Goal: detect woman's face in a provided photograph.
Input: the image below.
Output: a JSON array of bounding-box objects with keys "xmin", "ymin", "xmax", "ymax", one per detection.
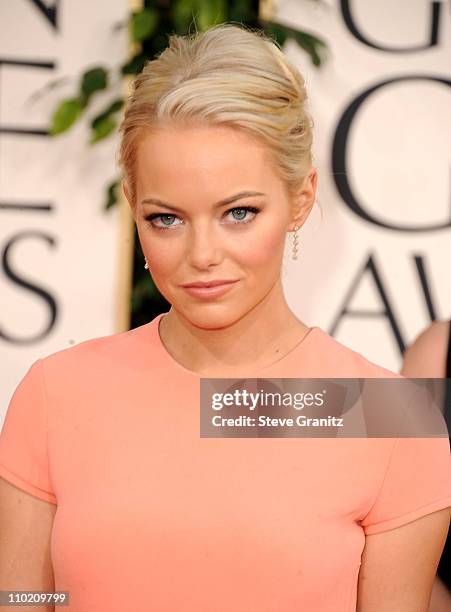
[{"xmin": 124, "ymin": 123, "xmax": 316, "ymax": 328}]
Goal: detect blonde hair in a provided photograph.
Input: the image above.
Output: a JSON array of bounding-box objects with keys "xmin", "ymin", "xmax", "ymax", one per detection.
[{"xmin": 117, "ymin": 22, "xmax": 314, "ymax": 208}]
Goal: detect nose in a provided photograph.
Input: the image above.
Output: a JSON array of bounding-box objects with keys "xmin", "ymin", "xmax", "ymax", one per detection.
[{"xmin": 185, "ymin": 222, "xmax": 222, "ymax": 269}]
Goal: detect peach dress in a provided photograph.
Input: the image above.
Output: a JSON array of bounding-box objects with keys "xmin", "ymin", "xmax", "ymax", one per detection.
[{"xmin": 1, "ymin": 312, "xmax": 450, "ymax": 611}]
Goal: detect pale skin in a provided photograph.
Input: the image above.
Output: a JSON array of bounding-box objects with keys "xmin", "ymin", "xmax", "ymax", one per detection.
[
  {"xmin": 125, "ymin": 122, "xmax": 316, "ymax": 378},
  {"xmin": 400, "ymin": 320, "xmax": 451, "ymax": 612},
  {"xmin": 0, "ymin": 480, "xmax": 56, "ymax": 611},
  {"xmin": 123, "ymin": 122, "xmax": 450, "ymax": 610},
  {"xmin": 0, "ymin": 124, "xmax": 449, "ymax": 611}
]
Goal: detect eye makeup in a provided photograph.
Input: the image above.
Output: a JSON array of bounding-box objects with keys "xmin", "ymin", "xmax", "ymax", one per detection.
[{"xmin": 144, "ymin": 205, "xmax": 261, "ymax": 231}]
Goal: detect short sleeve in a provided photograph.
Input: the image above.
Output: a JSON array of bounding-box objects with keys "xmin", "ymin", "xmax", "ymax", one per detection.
[
  {"xmin": 360, "ymin": 435, "xmax": 451, "ymax": 535},
  {"xmin": 0, "ymin": 359, "xmax": 57, "ymax": 504}
]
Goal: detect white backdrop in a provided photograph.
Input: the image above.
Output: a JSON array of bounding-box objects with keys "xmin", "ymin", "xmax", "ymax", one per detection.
[
  {"xmin": 2, "ymin": 0, "xmax": 450, "ymax": 418},
  {"xmin": 275, "ymin": 0, "xmax": 451, "ymax": 371},
  {"xmin": 0, "ymin": 0, "xmax": 129, "ymax": 411}
]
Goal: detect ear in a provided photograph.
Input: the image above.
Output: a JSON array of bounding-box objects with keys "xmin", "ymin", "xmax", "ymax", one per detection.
[
  {"xmin": 289, "ymin": 167, "xmax": 317, "ymax": 229},
  {"xmin": 122, "ymin": 180, "xmax": 136, "ymax": 218}
]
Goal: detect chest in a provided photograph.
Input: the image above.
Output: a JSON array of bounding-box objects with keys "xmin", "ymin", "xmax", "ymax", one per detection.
[{"xmin": 48, "ymin": 386, "xmax": 386, "ymax": 610}]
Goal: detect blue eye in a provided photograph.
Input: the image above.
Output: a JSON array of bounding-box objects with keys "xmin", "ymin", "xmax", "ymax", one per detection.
[
  {"xmin": 144, "ymin": 206, "xmax": 260, "ymax": 231},
  {"xmin": 224, "ymin": 206, "xmax": 259, "ymax": 224},
  {"xmin": 145, "ymin": 213, "xmax": 179, "ymax": 229}
]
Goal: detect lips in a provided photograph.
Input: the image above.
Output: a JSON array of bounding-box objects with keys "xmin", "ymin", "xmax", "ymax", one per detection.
[
  {"xmin": 181, "ymin": 280, "xmax": 240, "ymax": 300},
  {"xmin": 181, "ymin": 280, "xmax": 238, "ymax": 288}
]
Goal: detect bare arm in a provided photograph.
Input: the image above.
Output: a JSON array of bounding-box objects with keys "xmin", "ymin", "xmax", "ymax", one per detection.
[
  {"xmin": 400, "ymin": 320, "xmax": 451, "ymax": 611},
  {"xmin": 0, "ymin": 477, "xmax": 56, "ymax": 611},
  {"xmin": 357, "ymin": 507, "xmax": 451, "ymax": 611},
  {"xmin": 400, "ymin": 320, "xmax": 448, "ymax": 378}
]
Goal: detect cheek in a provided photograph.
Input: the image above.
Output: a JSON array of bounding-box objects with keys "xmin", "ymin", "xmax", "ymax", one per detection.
[
  {"xmin": 138, "ymin": 226, "xmax": 180, "ymax": 281},
  {"xmin": 138, "ymin": 218, "xmax": 286, "ymax": 278},
  {"xmin": 237, "ymin": 222, "xmax": 286, "ymax": 270}
]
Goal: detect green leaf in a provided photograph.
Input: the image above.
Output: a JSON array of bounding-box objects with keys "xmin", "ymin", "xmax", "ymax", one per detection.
[
  {"xmin": 197, "ymin": 0, "xmax": 227, "ymax": 30},
  {"xmin": 121, "ymin": 52, "xmax": 147, "ymax": 75},
  {"xmin": 105, "ymin": 179, "xmax": 119, "ymax": 210},
  {"xmin": 172, "ymin": 0, "xmax": 226, "ymax": 33},
  {"xmin": 263, "ymin": 21, "xmax": 288, "ymax": 47},
  {"xmin": 105, "ymin": 98, "xmax": 124, "ymax": 114},
  {"xmin": 81, "ymin": 67, "xmax": 108, "ymax": 101},
  {"xmin": 90, "ymin": 115, "xmax": 117, "ymax": 144},
  {"xmin": 49, "ymin": 97, "xmax": 84, "ymax": 135},
  {"xmin": 130, "ymin": 8, "xmax": 158, "ymax": 42},
  {"xmin": 91, "ymin": 98, "xmax": 124, "ymax": 131},
  {"xmin": 263, "ymin": 21, "xmax": 328, "ymax": 67},
  {"xmin": 291, "ymin": 30, "xmax": 327, "ymax": 67},
  {"xmin": 228, "ymin": 0, "xmax": 255, "ymax": 23},
  {"xmin": 172, "ymin": 0, "xmax": 198, "ymax": 32}
]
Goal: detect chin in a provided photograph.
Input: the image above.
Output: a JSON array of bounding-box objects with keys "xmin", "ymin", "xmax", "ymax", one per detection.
[{"xmin": 181, "ymin": 305, "xmax": 243, "ymax": 330}]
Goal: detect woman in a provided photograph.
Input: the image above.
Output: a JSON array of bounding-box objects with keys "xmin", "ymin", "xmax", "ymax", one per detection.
[
  {"xmin": 0, "ymin": 23, "xmax": 450, "ymax": 611},
  {"xmin": 401, "ymin": 319, "xmax": 451, "ymax": 612}
]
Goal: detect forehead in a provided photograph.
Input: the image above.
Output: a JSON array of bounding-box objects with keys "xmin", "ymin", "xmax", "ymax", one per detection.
[{"xmin": 135, "ymin": 124, "xmax": 275, "ymax": 191}]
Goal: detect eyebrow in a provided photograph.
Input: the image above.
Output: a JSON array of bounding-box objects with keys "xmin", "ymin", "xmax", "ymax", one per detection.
[{"xmin": 140, "ymin": 191, "xmax": 266, "ymax": 213}]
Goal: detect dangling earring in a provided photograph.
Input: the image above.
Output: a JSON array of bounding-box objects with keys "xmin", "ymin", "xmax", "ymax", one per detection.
[
  {"xmin": 292, "ymin": 225, "xmax": 300, "ymax": 260},
  {"xmin": 144, "ymin": 257, "xmax": 149, "ymax": 270}
]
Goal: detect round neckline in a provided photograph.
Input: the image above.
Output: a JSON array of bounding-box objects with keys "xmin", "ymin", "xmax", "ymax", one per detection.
[{"xmin": 147, "ymin": 311, "xmax": 321, "ymax": 378}]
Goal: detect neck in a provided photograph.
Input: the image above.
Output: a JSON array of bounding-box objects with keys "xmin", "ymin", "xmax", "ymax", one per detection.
[{"xmin": 158, "ymin": 278, "xmax": 309, "ymax": 375}]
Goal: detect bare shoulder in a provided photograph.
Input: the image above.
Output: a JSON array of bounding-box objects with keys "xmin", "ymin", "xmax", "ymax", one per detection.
[{"xmin": 401, "ymin": 320, "xmax": 450, "ymax": 377}]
